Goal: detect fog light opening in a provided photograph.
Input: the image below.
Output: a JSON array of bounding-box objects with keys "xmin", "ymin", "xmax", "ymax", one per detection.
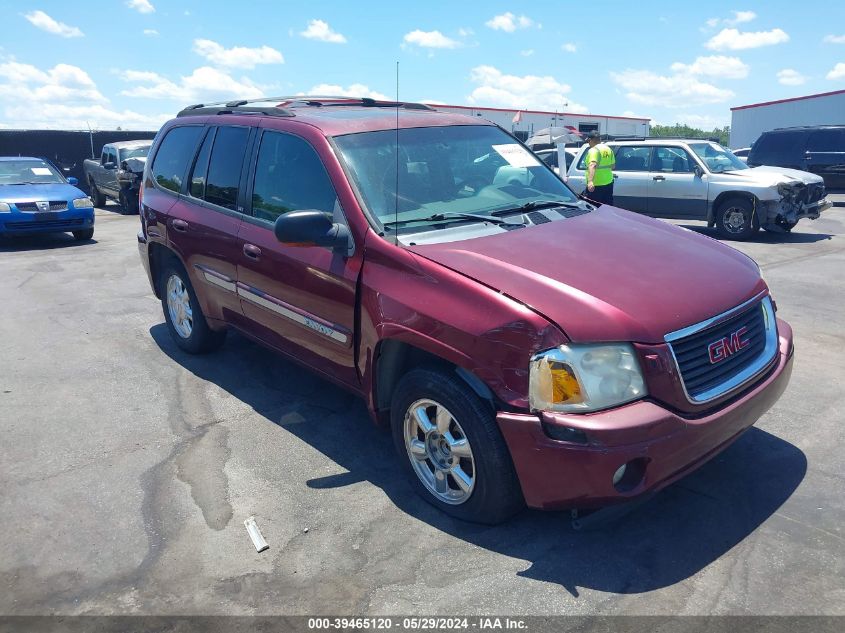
[
  {"xmin": 541, "ymin": 421, "xmax": 589, "ymax": 444},
  {"xmin": 613, "ymin": 457, "xmax": 649, "ymax": 493}
]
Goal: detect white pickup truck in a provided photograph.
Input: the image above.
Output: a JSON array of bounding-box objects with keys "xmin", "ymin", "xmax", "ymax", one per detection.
[{"xmin": 83, "ymin": 140, "xmax": 151, "ymax": 214}]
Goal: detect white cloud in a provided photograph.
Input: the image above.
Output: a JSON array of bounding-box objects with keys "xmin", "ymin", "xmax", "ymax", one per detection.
[
  {"xmin": 467, "ymin": 65, "xmax": 587, "ymax": 113},
  {"xmin": 304, "ymin": 83, "xmax": 389, "ymax": 100},
  {"xmin": 121, "ymin": 66, "xmax": 267, "ymax": 101},
  {"xmin": 403, "ymin": 30, "xmax": 460, "ymax": 49},
  {"xmin": 23, "ymin": 10, "xmax": 83, "ymax": 38},
  {"xmin": 143, "ymin": 29, "xmax": 158, "ymax": 37},
  {"xmin": 823, "ymin": 34, "xmax": 845, "ymax": 44},
  {"xmin": 670, "ymin": 55, "xmax": 749, "ymax": 79},
  {"xmin": 0, "ymin": 61, "xmax": 104, "ymax": 104},
  {"xmin": 300, "ymin": 19, "xmax": 347, "ymax": 44},
  {"xmin": 0, "ymin": 60, "xmax": 166, "ymax": 130},
  {"xmin": 706, "ymin": 27, "xmax": 789, "ymax": 51},
  {"xmin": 126, "ymin": 0, "xmax": 155, "ymax": 14},
  {"xmin": 777, "ymin": 69, "xmax": 807, "ymax": 86},
  {"xmin": 485, "ymin": 12, "xmax": 535, "ymax": 32},
  {"xmin": 726, "ymin": 11, "xmax": 756, "ymax": 26},
  {"xmin": 457, "ymin": 27, "xmax": 474, "ymax": 37},
  {"xmin": 611, "ymin": 69, "xmax": 734, "ymax": 107},
  {"xmin": 520, "ymin": 49, "xmax": 535, "ymax": 57},
  {"xmin": 192, "ymin": 39, "xmax": 283, "ymax": 69},
  {"xmin": 827, "ymin": 63, "xmax": 845, "ymax": 80},
  {"xmin": 561, "ymin": 42, "xmax": 577, "ymax": 53}
]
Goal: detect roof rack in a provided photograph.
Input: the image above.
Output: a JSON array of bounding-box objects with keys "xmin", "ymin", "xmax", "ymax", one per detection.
[
  {"xmin": 612, "ymin": 136, "xmax": 722, "ymax": 143},
  {"xmin": 177, "ymin": 95, "xmax": 434, "ymax": 118}
]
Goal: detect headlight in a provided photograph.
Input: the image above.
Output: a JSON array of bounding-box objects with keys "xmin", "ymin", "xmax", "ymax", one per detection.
[
  {"xmin": 529, "ymin": 343, "xmax": 647, "ymax": 413},
  {"xmin": 72, "ymin": 197, "xmax": 94, "ymax": 208},
  {"xmin": 0, "ymin": 202, "xmax": 10, "ymax": 212}
]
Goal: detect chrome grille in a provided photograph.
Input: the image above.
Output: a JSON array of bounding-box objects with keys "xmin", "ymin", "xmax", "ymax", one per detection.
[
  {"xmin": 15, "ymin": 201, "xmax": 68, "ymax": 211},
  {"xmin": 666, "ymin": 297, "xmax": 778, "ymax": 403}
]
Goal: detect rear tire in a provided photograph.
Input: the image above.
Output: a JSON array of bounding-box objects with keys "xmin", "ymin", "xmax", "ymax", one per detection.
[
  {"xmin": 390, "ymin": 367, "xmax": 524, "ymax": 524},
  {"xmin": 160, "ymin": 260, "xmax": 226, "ymax": 354},
  {"xmin": 715, "ymin": 197, "xmax": 759, "ymax": 240},
  {"xmin": 72, "ymin": 228, "xmax": 94, "ymax": 241},
  {"xmin": 88, "ymin": 180, "xmax": 105, "ymax": 208}
]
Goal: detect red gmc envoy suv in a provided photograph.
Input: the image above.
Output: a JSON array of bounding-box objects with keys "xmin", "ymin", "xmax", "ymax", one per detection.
[{"xmin": 138, "ymin": 97, "xmax": 794, "ymax": 524}]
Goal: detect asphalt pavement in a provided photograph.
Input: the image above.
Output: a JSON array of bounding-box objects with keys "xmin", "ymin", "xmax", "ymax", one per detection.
[{"xmin": 1, "ymin": 203, "xmax": 843, "ymax": 616}]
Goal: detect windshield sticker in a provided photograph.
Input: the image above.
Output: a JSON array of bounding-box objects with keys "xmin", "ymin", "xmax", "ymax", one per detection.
[
  {"xmin": 30, "ymin": 167, "xmax": 52, "ymax": 176},
  {"xmin": 492, "ymin": 144, "xmax": 541, "ymax": 168}
]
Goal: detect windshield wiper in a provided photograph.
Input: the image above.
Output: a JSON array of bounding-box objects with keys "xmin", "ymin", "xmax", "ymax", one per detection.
[
  {"xmin": 384, "ymin": 211, "xmax": 525, "ymax": 229},
  {"xmin": 491, "ymin": 199, "xmax": 584, "ymax": 216}
]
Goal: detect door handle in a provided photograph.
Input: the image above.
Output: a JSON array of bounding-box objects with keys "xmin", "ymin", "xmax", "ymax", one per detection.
[
  {"xmin": 243, "ymin": 243, "xmax": 262, "ymax": 260},
  {"xmin": 653, "ymin": 175, "xmax": 666, "ymax": 181},
  {"xmin": 171, "ymin": 219, "xmax": 189, "ymax": 232}
]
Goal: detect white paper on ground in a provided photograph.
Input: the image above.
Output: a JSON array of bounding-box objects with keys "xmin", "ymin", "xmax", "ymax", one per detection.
[{"xmin": 491, "ymin": 144, "xmax": 541, "ymax": 168}]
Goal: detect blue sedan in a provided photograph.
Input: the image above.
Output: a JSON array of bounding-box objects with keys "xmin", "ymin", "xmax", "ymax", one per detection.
[{"xmin": 0, "ymin": 156, "xmax": 95, "ymax": 240}]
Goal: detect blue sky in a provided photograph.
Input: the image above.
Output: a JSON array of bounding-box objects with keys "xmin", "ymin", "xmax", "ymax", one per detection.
[{"xmin": 1, "ymin": 0, "xmax": 844, "ymax": 130}]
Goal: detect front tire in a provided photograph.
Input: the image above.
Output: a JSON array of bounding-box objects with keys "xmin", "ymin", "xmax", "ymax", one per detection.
[
  {"xmin": 160, "ymin": 261, "xmax": 226, "ymax": 354},
  {"xmin": 119, "ymin": 190, "xmax": 139, "ymax": 215},
  {"xmin": 72, "ymin": 228, "xmax": 94, "ymax": 241},
  {"xmin": 391, "ymin": 368, "xmax": 524, "ymax": 524},
  {"xmin": 715, "ymin": 197, "xmax": 759, "ymax": 240}
]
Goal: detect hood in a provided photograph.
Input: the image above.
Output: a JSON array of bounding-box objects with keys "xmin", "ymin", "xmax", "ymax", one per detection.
[
  {"xmin": 717, "ymin": 166, "xmax": 824, "ymax": 186},
  {"xmin": 0, "ymin": 182, "xmax": 86, "ymax": 203},
  {"xmin": 407, "ymin": 206, "xmax": 766, "ymax": 344}
]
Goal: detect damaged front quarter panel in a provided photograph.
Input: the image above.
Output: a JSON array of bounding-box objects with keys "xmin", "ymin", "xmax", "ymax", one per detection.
[{"xmin": 761, "ymin": 180, "xmax": 831, "ymax": 232}]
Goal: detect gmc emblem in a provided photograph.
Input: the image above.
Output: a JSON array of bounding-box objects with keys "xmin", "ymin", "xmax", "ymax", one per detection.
[{"xmin": 708, "ymin": 326, "xmax": 750, "ymax": 364}]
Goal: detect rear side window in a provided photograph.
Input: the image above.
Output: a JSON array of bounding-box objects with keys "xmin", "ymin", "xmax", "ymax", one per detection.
[
  {"xmin": 807, "ymin": 128, "xmax": 845, "ymax": 152},
  {"xmin": 614, "ymin": 146, "xmax": 651, "ymax": 171},
  {"xmin": 204, "ymin": 126, "xmax": 250, "ymax": 210},
  {"xmin": 251, "ymin": 131, "xmax": 338, "ymax": 223},
  {"xmin": 749, "ymin": 131, "xmax": 805, "ymax": 165},
  {"xmin": 189, "ymin": 129, "xmax": 215, "ymax": 199},
  {"xmin": 151, "ymin": 126, "xmax": 203, "ymax": 193}
]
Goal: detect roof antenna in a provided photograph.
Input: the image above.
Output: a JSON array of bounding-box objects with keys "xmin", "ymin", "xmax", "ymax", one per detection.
[{"xmin": 394, "ymin": 60, "xmax": 400, "ymax": 246}]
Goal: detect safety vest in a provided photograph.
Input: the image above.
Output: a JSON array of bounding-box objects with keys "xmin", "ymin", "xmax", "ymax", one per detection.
[{"xmin": 586, "ymin": 143, "xmax": 615, "ymax": 187}]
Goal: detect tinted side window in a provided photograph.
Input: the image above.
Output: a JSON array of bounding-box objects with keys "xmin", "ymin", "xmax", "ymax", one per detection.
[
  {"xmin": 189, "ymin": 128, "xmax": 215, "ymax": 199},
  {"xmin": 614, "ymin": 146, "xmax": 651, "ymax": 171},
  {"xmin": 749, "ymin": 131, "xmax": 805, "ymax": 165},
  {"xmin": 251, "ymin": 131, "xmax": 338, "ymax": 223},
  {"xmin": 652, "ymin": 146, "xmax": 694, "ymax": 173},
  {"xmin": 205, "ymin": 126, "xmax": 250, "ymax": 210},
  {"xmin": 151, "ymin": 126, "xmax": 204, "ymax": 193},
  {"xmin": 807, "ymin": 129, "xmax": 845, "ymax": 152}
]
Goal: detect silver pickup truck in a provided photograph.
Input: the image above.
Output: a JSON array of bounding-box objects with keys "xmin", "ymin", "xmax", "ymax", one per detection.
[
  {"xmin": 565, "ymin": 138, "xmax": 832, "ymax": 239},
  {"xmin": 83, "ymin": 140, "xmax": 152, "ymax": 214}
]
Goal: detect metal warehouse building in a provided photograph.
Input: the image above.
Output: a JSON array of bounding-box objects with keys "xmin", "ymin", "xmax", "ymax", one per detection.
[
  {"xmin": 432, "ymin": 104, "xmax": 650, "ymax": 139},
  {"xmin": 730, "ymin": 89, "xmax": 845, "ymax": 148}
]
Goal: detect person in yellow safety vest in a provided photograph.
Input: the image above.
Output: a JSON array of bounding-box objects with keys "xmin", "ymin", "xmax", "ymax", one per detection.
[{"xmin": 584, "ymin": 130, "xmax": 616, "ymax": 206}]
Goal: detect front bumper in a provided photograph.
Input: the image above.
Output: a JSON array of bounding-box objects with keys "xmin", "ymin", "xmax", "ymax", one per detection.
[
  {"xmin": 497, "ymin": 319, "xmax": 794, "ymax": 510},
  {"xmin": 0, "ymin": 208, "xmax": 94, "ymax": 235}
]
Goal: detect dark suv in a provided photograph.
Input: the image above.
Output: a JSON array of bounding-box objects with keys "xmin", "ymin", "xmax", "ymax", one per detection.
[
  {"xmin": 748, "ymin": 126, "xmax": 845, "ymax": 189},
  {"xmin": 138, "ymin": 97, "xmax": 794, "ymax": 524}
]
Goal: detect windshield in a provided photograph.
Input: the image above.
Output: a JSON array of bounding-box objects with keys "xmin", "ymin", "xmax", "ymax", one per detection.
[
  {"xmin": 0, "ymin": 159, "xmax": 64, "ymax": 185},
  {"xmin": 688, "ymin": 142, "xmax": 748, "ymax": 173},
  {"xmin": 333, "ymin": 125, "xmax": 579, "ymax": 233},
  {"xmin": 121, "ymin": 146, "xmax": 150, "ymax": 160}
]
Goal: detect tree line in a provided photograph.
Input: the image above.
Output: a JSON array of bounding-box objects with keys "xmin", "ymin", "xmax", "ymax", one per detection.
[{"xmin": 649, "ymin": 124, "xmax": 731, "ymax": 147}]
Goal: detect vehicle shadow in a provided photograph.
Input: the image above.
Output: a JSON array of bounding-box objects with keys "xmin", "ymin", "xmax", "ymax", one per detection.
[
  {"xmin": 0, "ymin": 233, "xmax": 97, "ymax": 251},
  {"xmin": 679, "ymin": 224, "xmax": 834, "ymax": 244},
  {"xmin": 150, "ymin": 324, "xmax": 806, "ymax": 597}
]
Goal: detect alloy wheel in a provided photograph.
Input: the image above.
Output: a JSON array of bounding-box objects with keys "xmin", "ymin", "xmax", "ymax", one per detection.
[
  {"xmin": 166, "ymin": 274, "xmax": 193, "ymax": 339},
  {"xmin": 403, "ymin": 398, "xmax": 476, "ymax": 505}
]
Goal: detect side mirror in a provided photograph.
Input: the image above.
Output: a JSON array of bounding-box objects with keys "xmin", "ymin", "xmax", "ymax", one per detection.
[
  {"xmin": 274, "ymin": 210, "xmax": 351, "ymax": 254},
  {"xmin": 67, "ymin": 176, "xmax": 78, "ymax": 186},
  {"xmin": 103, "ymin": 162, "xmax": 116, "ymax": 170},
  {"xmin": 693, "ymin": 165, "xmax": 703, "ymax": 178}
]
